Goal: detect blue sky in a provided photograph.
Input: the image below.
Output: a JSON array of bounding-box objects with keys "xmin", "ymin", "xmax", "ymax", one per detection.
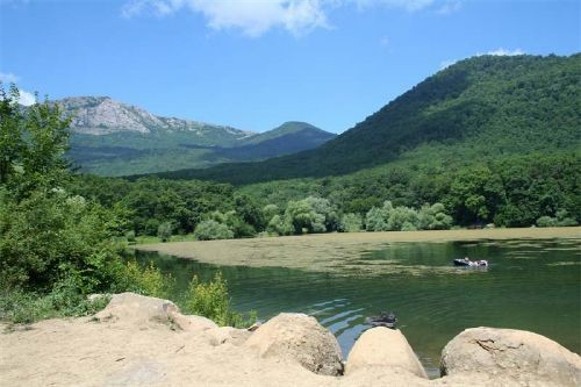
[{"xmin": 1, "ymin": 0, "xmax": 579, "ymax": 133}]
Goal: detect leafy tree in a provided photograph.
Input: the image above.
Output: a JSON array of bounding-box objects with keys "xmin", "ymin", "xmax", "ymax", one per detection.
[
  {"xmin": 157, "ymin": 221, "xmax": 173, "ymax": 242},
  {"xmin": 338, "ymin": 213, "xmax": 363, "ymax": 232},
  {"xmin": 266, "ymin": 214, "xmax": 293, "ymax": 236},
  {"xmin": 0, "ymin": 84, "xmax": 71, "ymax": 196},
  {"xmin": 283, "ymin": 196, "xmax": 338, "ymax": 234},
  {"xmin": 446, "ymin": 166, "xmax": 503, "ymax": 226},
  {"xmin": 365, "ymin": 206, "xmax": 389, "ymax": 231},
  {"xmin": 193, "ymin": 220, "xmax": 234, "ymax": 240},
  {"xmin": 387, "ymin": 205, "xmax": 418, "ymax": 231},
  {"xmin": 417, "ymin": 203, "xmax": 453, "ymax": 230}
]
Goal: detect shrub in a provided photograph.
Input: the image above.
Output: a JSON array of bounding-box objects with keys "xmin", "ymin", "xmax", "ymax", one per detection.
[
  {"xmin": 536, "ymin": 216, "xmax": 556, "ymax": 227},
  {"xmin": 120, "ymin": 260, "xmax": 173, "ymax": 299},
  {"xmin": 338, "ymin": 213, "xmax": 363, "ymax": 232},
  {"xmin": 193, "ymin": 220, "xmax": 234, "ymax": 240},
  {"xmin": 182, "ymin": 272, "xmax": 255, "ymax": 327},
  {"xmin": 157, "ymin": 221, "xmax": 173, "ymax": 242},
  {"xmin": 125, "ymin": 230, "xmax": 136, "ymax": 244},
  {"xmin": 365, "ymin": 206, "xmax": 389, "ymax": 231}
]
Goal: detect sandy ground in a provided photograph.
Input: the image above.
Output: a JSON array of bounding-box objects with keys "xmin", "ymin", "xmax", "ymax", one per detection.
[
  {"xmin": 0, "ymin": 317, "xmax": 344, "ymax": 387},
  {"xmin": 1, "ymin": 301, "xmax": 573, "ymax": 387},
  {"xmin": 136, "ymin": 227, "xmax": 581, "ymax": 274}
]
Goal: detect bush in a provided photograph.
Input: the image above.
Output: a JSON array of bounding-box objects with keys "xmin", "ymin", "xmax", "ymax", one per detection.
[
  {"xmin": 0, "ymin": 190, "xmax": 126, "ymax": 293},
  {"xmin": 193, "ymin": 220, "xmax": 234, "ymax": 240},
  {"xmin": 365, "ymin": 206, "xmax": 389, "ymax": 231},
  {"xmin": 0, "ymin": 286, "xmax": 110, "ymax": 324},
  {"xmin": 125, "ymin": 230, "xmax": 136, "ymax": 244},
  {"xmin": 338, "ymin": 213, "xmax": 363, "ymax": 232},
  {"xmin": 119, "ymin": 260, "xmax": 173, "ymax": 299},
  {"xmin": 157, "ymin": 221, "xmax": 173, "ymax": 242},
  {"xmin": 536, "ymin": 216, "xmax": 557, "ymax": 228},
  {"xmin": 182, "ymin": 272, "xmax": 255, "ymax": 328}
]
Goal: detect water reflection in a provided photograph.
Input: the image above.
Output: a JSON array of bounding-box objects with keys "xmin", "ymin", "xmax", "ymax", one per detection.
[{"xmin": 134, "ymin": 238, "xmax": 580, "ymax": 378}]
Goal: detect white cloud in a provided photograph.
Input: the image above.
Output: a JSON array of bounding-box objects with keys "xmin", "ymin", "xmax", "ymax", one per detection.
[
  {"xmin": 352, "ymin": 0, "xmax": 433, "ymax": 12},
  {"xmin": 18, "ymin": 90, "xmax": 36, "ymax": 106},
  {"xmin": 122, "ymin": 0, "xmax": 330, "ymax": 36},
  {"xmin": 480, "ymin": 48, "xmax": 525, "ymax": 57},
  {"xmin": 122, "ymin": 0, "xmax": 439, "ymax": 37},
  {"xmin": 0, "ymin": 71, "xmax": 36, "ymax": 106},
  {"xmin": 191, "ymin": 0, "xmax": 330, "ymax": 37},
  {"xmin": 436, "ymin": 0, "xmax": 461, "ymax": 15},
  {"xmin": 439, "ymin": 59, "xmax": 457, "ymax": 70},
  {"xmin": 439, "ymin": 48, "xmax": 526, "ymax": 71}
]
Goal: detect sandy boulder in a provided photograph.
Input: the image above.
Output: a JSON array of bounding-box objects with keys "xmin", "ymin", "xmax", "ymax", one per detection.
[
  {"xmin": 94, "ymin": 292, "xmax": 217, "ymax": 331},
  {"xmin": 345, "ymin": 327, "xmax": 428, "ymax": 379},
  {"xmin": 244, "ymin": 312, "xmax": 344, "ymax": 376},
  {"xmin": 440, "ymin": 327, "xmax": 581, "ymax": 386}
]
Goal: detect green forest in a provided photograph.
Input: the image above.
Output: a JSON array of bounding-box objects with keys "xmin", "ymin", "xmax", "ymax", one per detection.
[{"xmin": 1, "ymin": 53, "xmax": 579, "ymax": 324}]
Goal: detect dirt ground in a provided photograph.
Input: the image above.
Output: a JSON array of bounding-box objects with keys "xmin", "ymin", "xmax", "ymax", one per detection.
[{"xmin": 136, "ymin": 227, "xmax": 581, "ymax": 273}]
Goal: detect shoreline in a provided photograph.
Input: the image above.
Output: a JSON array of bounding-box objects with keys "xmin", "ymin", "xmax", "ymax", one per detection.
[{"xmin": 135, "ymin": 227, "xmax": 581, "ymax": 273}]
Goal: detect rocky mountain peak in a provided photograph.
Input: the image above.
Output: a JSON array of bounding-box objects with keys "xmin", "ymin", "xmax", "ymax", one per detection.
[{"xmin": 59, "ymin": 96, "xmax": 166, "ymax": 135}]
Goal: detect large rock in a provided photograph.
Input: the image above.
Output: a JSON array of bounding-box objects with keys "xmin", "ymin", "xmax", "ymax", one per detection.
[
  {"xmin": 440, "ymin": 327, "xmax": 581, "ymax": 386},
  {"xmin": 345, "ymin": 327, "xmax": 428, "ymax": 379},
  {"xmin": 243, "ymin": 312, "xmax": 343, "ymax": 376},
  {"xmin": 94, "ymin": 292, "xmax": 217, "ymax": 331}
]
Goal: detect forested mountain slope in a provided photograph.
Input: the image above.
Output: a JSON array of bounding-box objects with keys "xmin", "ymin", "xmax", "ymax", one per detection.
[
  {"xmin": 158, "ymin": 54, "xmax": 580, "ymax": 184},
  {"xmin": 61, "ymin": 97, "xmax": 335, "ymax": 176}
]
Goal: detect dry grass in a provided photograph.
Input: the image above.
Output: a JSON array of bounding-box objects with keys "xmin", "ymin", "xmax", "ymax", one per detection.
[{"xmin": 136, "ymin": 227, "xmax": 581, "ymax": 275}]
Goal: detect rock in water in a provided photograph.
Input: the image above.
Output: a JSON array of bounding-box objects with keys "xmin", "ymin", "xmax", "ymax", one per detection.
[
  {"xmin": 244, "ymin": 312, "xmax": 344, "ymax": 376},
  {"xmin": 440, "ymin": 327, "xmax": 581, "ymax": 386}
]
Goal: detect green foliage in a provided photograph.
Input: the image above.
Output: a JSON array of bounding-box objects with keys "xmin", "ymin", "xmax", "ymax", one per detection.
[
  {"xmin": 365, "ymin": 206, "xmax": 390, "ymax": 231},
  {"xmin": 266, "ymin": 214, "xmax": 293, "ymax": 236},
  {"xmin": 157, "ymin": 221, "xmax": 173, "ymax": 242},
  {"xmin": 536, "ymin": 210, "xmax": 578, "ymax": 228},
  {"xmin": 281, "ymin": 196, "xmax": 338, "ymax": 235},
  {"xmin": 0, "ymin": 86, "xmax": 254, "ymax": 328},
  {"xmin": 182, "ymin": 272, "xmax": 255, "ymax": 328},
  {"xmin": 445, "ymin": 166, "xmax": 503, "ymax": 225},
  {"xmin": 67, "ymin": 115, "xmax": 335, "ymax": 176},
  {"xmin": 536, "ymin": 216, "xmax": 557, "ymax": 228},
  {"xmin": 0, "ymin": 288, "xmax": 110, "ymax": 324},
  {"xmin": 159, "ymin": 54, "xmax": 580, "ymax": 185},
  {"xmin": 418, "ymin": 203, "xmax": 454, "ymax": 230},
  {"xmin": 338, "ymin": 213, "xmax": 363, "ymax": 232},
  {"xmin": 365, "ymin": 201, "xmax": 453, "ymax": 231},
  {"xmin": 0, "ymin": 178, "xmax": 126, "ymax": 294},
  {"xmin": 119, "ymin": 260, "xmax": 173, "ymax": 299},
  {"xmin": 193, "ymin": 220, "xmax": 234, "ymax": 240},
  {"xmin": 0, "ymin": 83, "xmax": 72, "ymax": 196}
]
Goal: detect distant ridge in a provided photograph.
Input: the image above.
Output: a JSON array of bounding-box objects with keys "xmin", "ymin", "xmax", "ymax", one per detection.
[
  {"xmin": 58, "ymin": 97, "xmax": 336, "ymax": 176},
  {"xmin": 154, "ymin": 53, "xmax": 581, "ymax": 184}
]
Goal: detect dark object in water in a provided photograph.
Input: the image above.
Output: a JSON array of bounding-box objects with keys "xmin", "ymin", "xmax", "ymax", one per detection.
[
  {"xmin": 453, "ymin": 257, "xmax": 488, "ymax": 267},
  {"xmin": 366, "ymin": 311, "xmax": 397, "ymax": 329}
]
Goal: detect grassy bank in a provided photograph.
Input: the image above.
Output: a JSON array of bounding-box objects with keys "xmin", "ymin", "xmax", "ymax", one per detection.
[{"xmin": 136, "ymin": 227, "xmax": 581, "ymax": 274}]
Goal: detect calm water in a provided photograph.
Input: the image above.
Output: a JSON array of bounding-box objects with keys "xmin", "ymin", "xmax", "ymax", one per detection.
[{"xmin": 135, "ymin": 238, "xmax": 581, "ymax": 377}]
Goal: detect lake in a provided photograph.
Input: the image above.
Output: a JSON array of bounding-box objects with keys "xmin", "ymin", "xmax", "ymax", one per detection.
[{"xmin": 135, "ymin": 236, "xmax": 580, "ymax": 378}]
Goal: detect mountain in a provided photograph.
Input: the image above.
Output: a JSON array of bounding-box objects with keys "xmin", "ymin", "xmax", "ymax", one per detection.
[
  {"xmin": 61, "ymin": 97, "xmax": 335, "ymax": 176},
  {"xmin": 214, "ymin": 121, "xmax": 336, "ymax": 160},
  {"xmin": 155, "ymin": 54, "xmax": 581, "ymax": 184}
]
